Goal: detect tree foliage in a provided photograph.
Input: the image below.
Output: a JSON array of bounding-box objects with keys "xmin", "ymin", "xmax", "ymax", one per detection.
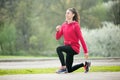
[{"xmin": 0, "ymin": 0, "xmax": 119, "ymax": 57}]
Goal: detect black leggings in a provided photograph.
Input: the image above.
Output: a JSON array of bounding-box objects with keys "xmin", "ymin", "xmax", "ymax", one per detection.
[{"xmin": 56, "ymin": 45, "xmax": 84, "ymax": 73}]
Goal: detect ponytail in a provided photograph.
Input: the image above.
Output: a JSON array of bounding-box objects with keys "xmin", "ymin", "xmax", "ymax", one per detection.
[{"xmin": 68, "ymin": 8, "xmax": 80, "ymax": 23}]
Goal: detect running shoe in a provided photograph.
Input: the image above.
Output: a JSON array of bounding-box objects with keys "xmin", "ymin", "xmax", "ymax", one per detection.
[
  {"xmin": 56, "ymin": 68, "xmax": 68, "ymax": 74},
  {"xmin": 84, "ymin": 61, "xmax": 91, "ymax": 73}
]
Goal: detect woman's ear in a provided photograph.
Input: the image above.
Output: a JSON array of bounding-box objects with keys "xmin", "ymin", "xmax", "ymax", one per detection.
[{"xmin": 72, "ymin": 13, "xmax": 75, "ymax": 17}]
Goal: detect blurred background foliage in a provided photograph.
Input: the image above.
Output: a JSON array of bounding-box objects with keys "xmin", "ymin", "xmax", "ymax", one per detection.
[{"xmin": 0, "ymin": 0, "xmax": 120, "ymax": 57}]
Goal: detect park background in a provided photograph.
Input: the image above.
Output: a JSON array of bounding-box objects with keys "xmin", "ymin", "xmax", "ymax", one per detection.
[{"xmin": 0, "ymin": 0, "xmax": 120, "ymax": 57}]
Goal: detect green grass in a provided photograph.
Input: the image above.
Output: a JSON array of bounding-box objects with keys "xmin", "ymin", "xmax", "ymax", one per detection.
[
  {"xmin": 0, "ymin": 66, "xmax": 120, "ymax": 75},
  {"xmin": 0, "ymin": 56, "xmax": 43, "ymax": 58},
  {"xmin": 0, "ymin": 56, "xmax": 57, "ymax": 59},
  {"xmin": 75, "ymin": 66, "xmax": 120, "ymax": 72}
]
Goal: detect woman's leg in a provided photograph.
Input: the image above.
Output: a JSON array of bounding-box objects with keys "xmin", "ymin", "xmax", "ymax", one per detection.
[
  {"xmin": 56, "ymin": 45, "xmax": 74, "ymax": 67},
  {"xmin": 56, "ymin": 46, "xmax": 66, "ymax": 67},
  {"xmin": 65, "ymin": 46, "xmax": 84, "ymax": 73},
  {"xmin": 66, "ymin": 54, "xmax": 84, "ymax": 73},
  {"xmin": 56, "ymin": 45, "xmax": 84, "ymax": 73}
]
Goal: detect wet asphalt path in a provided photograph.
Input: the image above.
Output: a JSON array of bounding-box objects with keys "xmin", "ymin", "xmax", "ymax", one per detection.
[
  {"xmin": 0, "ymin": 58, "xmax": 120, "ymax": 69},
  {"xmin": 0, "ymin": 72, "xmax": 120, "ymax": 80},
  {"xmin": 0, "ymin": 58, "xmax": 120, "ymax": 80}
]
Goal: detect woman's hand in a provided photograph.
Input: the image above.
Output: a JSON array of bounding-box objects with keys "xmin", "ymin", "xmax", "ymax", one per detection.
[
  {"xmin": 56, "ymin": 25, "xmax": 61, "ymax": 31},
  {"xmin": 85, "ymin": 53, "xmax": 88, "ymax": 59}
]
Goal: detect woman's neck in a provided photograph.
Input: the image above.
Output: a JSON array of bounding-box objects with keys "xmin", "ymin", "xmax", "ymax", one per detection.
[{"xmin": 66, "ymin": 19, "xmax": 73, "ymax": 24}]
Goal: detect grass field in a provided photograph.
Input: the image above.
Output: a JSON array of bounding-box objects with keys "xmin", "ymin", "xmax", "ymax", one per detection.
[
  {"xmin": 0, "ymin": 56, "xmax": 104, "ymax": 59},
  {"xmin": 0, "ymin": 56, "xmax": 50, "ymax": 59},
  {"xmin": 0, "ymin": 66, "xmax": 120, "ymax": 75},
  {"xmin": 0, "ymin": 56, "xmax": 120, "ymax": 75}
]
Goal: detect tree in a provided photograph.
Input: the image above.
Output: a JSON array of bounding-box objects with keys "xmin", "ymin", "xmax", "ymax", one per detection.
[
  {"xmin": 15, "ymin": 0, "xmax": 32, "ymax": 51},
  {"xmin": 0, "ymin": 0, "xmax": 17, "ymax": 55},
  {"xmin": 110, "ymin": 0, "xmax": 120, "ymax": 25}
]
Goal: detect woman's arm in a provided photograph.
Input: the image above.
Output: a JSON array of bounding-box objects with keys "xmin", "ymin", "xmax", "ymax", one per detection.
[
  {"xmin": 56, "ymin": 25, "xmax": 63, "ymax": 40},
  {"xmin": 75, "ymin": 23, "xmax": 88, "ymax": 55}
]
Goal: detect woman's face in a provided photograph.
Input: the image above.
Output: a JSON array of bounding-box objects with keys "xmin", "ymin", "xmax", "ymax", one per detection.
[{"xmin": 65, "ymin": 10, "xmax": 74, "ymax": 21}]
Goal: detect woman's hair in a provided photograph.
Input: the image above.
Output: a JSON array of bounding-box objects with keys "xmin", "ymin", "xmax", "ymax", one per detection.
[{"xmin": 67, "ymin": 8, "xmax": 80, "ymax": 22}]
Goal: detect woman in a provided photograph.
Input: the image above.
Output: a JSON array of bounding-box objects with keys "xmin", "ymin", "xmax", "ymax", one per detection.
[{"xmin": 55, "ymin": 8, "xmax": 91, "ymax": 73}]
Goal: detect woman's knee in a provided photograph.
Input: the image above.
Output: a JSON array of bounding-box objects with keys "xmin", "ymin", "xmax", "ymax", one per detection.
[{"xmin": 56, "ymin": 46, "xmax": 62, "ymax": 53}]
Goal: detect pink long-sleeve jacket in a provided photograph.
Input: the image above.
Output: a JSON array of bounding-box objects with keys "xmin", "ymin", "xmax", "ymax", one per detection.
[{"xmin": 56, "ymin": 21, "xmax": 88, "ymax": 54}]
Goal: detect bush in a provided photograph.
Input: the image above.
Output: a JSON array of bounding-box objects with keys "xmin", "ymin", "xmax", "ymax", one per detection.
[{"xmin": 82, "ymin": 22, "xmax": 120, "ymax": 57}]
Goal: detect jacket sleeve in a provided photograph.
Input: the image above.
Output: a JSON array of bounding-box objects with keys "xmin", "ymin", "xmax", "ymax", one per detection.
[
  {"xmin": 75, "ymin": 23, "xmax": 88, "ymax": 54},
  {"xmin": 56, "ymin": 26, "xmax": 63, "ymax": 40}
]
